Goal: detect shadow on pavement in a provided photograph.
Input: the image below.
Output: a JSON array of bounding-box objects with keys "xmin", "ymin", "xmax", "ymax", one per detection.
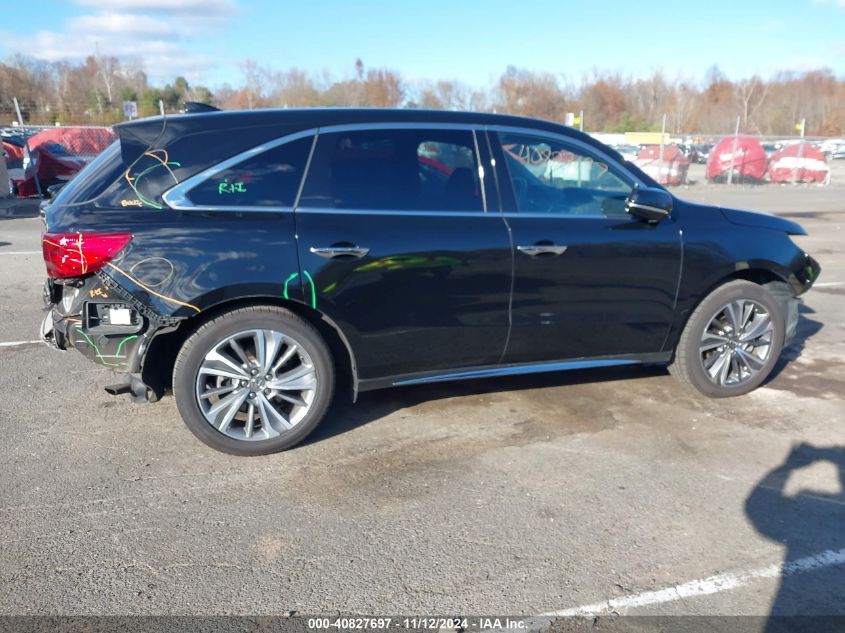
[
  {"xmin": 306, "ymin": 363, "xmax": 666, "ymax": 446},
  {"xmin": 309, "ymin": 301, "xmax": 824, "ymax": 446},
  {"xmin": 746, "ymin": 443, "xmax": 845, "ymax": 629}
]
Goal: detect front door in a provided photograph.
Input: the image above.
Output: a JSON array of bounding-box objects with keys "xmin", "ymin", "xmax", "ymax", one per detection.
[
  {"xmin": 295, "ymin": 125, "xmax": 512, "ymax": 381},
  {"xmin": 488, "ymin": 129, "xmax": 682, "ymax": 364}
]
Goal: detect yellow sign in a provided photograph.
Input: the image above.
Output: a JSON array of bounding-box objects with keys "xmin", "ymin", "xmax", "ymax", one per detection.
[{"xmin": 625, "ymin": 132, "xmax": 670, "ymax": 145}]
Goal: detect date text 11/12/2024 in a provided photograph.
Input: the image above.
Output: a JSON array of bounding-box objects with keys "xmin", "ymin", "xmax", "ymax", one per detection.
[{"xmin": 306, "ymin": 617, "xmax": 527, "ymax": 630}]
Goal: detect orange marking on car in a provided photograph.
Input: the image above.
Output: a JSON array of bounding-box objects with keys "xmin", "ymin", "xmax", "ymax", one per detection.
[{"xmin": 105, "ymin": 262, "xmax": 200, "ymax": 313}]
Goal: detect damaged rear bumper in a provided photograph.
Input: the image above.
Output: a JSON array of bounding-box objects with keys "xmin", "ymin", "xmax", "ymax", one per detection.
[
  {"xmin": 42, "ymin": 275, "xmax": 147, "ymax": 371},
  {"xmin": 41, "ymin": 274, "xmax": 180, "ymax": 400}
]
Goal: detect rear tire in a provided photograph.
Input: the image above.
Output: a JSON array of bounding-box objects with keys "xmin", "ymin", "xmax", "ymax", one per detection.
[
  {"xmin": 669, "ymin": 280, "xmax": 785, "ymax": 397},
  {"xmin": 173, "ymin": 305, "xmax": 334, "ymax": 455}
]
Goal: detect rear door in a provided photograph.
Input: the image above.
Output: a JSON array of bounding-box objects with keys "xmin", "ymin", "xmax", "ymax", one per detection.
[
  {"xmin": 294, "ymin": 125, "xmax": 512, "ymax": 382},
  {"xmin": 488, "ymin": 128, "xmax": 682, "ymax": 364}
]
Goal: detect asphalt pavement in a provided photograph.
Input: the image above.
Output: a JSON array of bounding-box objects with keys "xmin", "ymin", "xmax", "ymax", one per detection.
[{"xmin": 1, "ymin": 169, "xmax": 844, "ymax": 622}]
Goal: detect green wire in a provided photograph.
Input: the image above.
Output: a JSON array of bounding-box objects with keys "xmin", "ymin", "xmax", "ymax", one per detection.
[
  {"xmin": 129, "ymin": 160, "xmax": 181, "ymax": 210},
  {"xmin": 75, "ymin": 328, "xmax": 139, "ymax": 367},
  {"xmin": 115, "ymin": 334, "xmax": 139, "ymax": 357}
]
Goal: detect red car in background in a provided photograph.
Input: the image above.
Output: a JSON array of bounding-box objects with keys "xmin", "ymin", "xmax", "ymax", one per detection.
[
  {"xmin": 2, "ymin": 140, "xmax": 25, "ymax": 194},
  {"xmin": 12, "ymin": 127, "xmax": 116, "ymax": 197},
  {"xmin": 706, "ymin": 135, "xmax": 767, "ymax": 182},
  {"xmin": 768, "ymin": 143, "xmax": 831, "ymax": 185},
  {"xmin": 634, "ymin": 144, "xmax": 690, "ymax": 185}
]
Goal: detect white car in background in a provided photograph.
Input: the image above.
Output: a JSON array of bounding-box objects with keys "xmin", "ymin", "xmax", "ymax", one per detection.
[
  {"xmin": 612, "ymin": 144, "xmax": 640, "ymax": 163},
  {"xmin": 819, "ymin": 139, "xmax": 845, "ymax": 159}
]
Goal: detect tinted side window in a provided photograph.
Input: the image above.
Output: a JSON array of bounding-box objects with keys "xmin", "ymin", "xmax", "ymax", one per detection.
[
  {"xmin": 52, "ymin": 141, "xmax": 125, "ymax": 206},
  {"xmin": 185, "ymin": 136, "xmax": 313, "ymax": 207},
  {"xmin": 499, "ymin": 133, "xmax": 632, "ymax": 217},
  {"xmin": 299, "ymin": 129, "xmax": 483, "ymax": 212}
]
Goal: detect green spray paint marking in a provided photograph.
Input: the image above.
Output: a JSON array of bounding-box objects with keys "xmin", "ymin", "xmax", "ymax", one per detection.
[
  {"xmin": 302, "ymin": 270, "xmax": 316, "ymax": 309},
  {"xmin": 282, "ymin": 272, "xmax": 299, "ymax": 300},
  {"xmin": 281, "ymin": 271, "xmax": 317, "ymax": 308},
  {"xmin": 218, "ymin": 181, "xmax": 247, "ymax": 195}
]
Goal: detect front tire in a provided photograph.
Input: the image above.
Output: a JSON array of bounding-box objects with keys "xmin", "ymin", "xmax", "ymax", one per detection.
[
  {"xmin": 669, "ymin": 280, "xmax": 785, "ymax": 397},
  {"xmin": 173, "ymin": 306, "xmax": 335, "ymax": 455}
]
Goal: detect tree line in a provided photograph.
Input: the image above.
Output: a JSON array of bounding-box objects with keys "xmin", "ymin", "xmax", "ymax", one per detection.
[{"xmin": 1, "ymin": 55, "xmax": 843, "ymax": 137}]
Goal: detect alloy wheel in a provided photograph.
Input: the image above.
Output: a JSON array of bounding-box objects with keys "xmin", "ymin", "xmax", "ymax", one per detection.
[
  {"xmin": 195, "ymin": 328, "xmax": 316, "ymax": 440},
  {"xmin": 699, "ymin": 299, "xmax": 774, "ymax": 388}
]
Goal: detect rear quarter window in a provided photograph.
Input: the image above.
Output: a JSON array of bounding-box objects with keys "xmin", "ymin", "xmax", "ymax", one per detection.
[
  {"xmin": 97, "ymin": 124, "xmax": 311, "ymax": 210},
  {"xmin": 50, "ymin": 142, "xmax": 125, "ymax": 206},
  {"xmin": 182, "ymin": 136, "xmax": 313, "ymax": 208}
]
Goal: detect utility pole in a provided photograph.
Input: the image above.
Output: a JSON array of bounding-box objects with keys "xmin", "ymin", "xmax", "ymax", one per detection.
[
  {"xmin": 726, "ymin": 116, "xmax": 740, "ymax": 185},
  {"xmin": 792, "ymin": 118, "xmax": 806, "ymax": 185},
  {"xmin": 12, "ymin": 97, "xmax": 24, "ymax": 127}
]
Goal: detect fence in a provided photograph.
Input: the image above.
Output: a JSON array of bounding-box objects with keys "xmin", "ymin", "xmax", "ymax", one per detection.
[
  {"xmin": 587, "ymin": 118, "xmax": 842, "ymax": 188},
  {"xmin": 3, "ymin": 99, "xmax": 844, "ymax": 198}
]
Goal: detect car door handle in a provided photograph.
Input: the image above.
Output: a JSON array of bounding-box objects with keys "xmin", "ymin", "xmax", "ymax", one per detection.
[
  {"xmin": 516, "ymin": 244, "xmax": 568, "ymax": 257},
  {"xmin": 309, "ymin": 245, "xmax": 370, "ymax": 259}
]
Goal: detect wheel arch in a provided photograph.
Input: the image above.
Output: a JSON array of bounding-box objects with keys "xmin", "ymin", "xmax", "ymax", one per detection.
[
  {"xmin": 141, "ymin": 296, "xmax": 358, "ymax": 401},
  {"xmin": 719, "ymin": 266, "xmax": 791, "ymax": 289},
  {"xmin": 663, "ymin": 264, "xmax": 793, "ymax": 357}
]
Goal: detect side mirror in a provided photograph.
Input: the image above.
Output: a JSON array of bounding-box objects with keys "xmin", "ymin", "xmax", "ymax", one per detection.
[
  {"xmin": 45, "ymin": 183, "xmax": 65, "ymax": 199},
  {"xmin": 625, "ymin": 186, "xmax": 673, "ymax": 223}
]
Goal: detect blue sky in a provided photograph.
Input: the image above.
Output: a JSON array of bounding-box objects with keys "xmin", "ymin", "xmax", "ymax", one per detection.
[{"xmin": 1, "ymin": 0, "xmax": 843, "ymax": 89}]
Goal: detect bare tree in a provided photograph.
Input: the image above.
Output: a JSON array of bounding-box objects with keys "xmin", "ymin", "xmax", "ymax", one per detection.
[
  {"xmin": 416, "ymin": 80, "xmax": 471, "ymax": 110},
  {"xmin": 238, "ymin": 59, "xmax": 265, "ymax": 110},
  {"xmin": 2, "ymin": 54, "xmax": 844, "ymax": 135},
  {"xmin": 362, "ymin": 68, "xmax": 403, "ymax": 107},
  {"xmin": 734, "ymin": 75, "xmax": 769, "ymax": 132},
  {"xmin": 495, "ymin": 66, "xmax": 567, "ymax": 122}
]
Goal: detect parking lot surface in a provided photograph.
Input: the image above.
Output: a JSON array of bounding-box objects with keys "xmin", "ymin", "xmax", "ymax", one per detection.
[{"xmin": 1, "ymin": 166, "xmax": 844, "ymax": 619}]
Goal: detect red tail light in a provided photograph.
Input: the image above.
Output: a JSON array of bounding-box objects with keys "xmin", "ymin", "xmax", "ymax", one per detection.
[{"xmin": 42, "ymin": 232, "xmax": 133, "ymax": 279}]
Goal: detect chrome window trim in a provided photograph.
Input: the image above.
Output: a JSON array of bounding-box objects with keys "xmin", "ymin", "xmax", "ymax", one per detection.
[
  {"xmin": 161, "ymin": 120, "xmax": 642, "ymax": 215},
  {"xmin": 294, "ymin": 207, "xmax": 496, "ymax": 218},
  {"xmin": 499, "ymin": 212, "xmax": 630, "ymax": 220},
  {"xmin": 161, "ymin": 127, "xmax": 319, "ymax": 211},
  {"xmin": 471, "ymin": 129, "xmax": 488, "ymax": 213},
  {"xmin": 292, "ymin": 134, "xmax": 318, "ymax": 209},
  {"xmin": 319, "ymin": 122, "xmax": 481, "ymax": 133},
  {"xmin": 162, "ymin": 205, "xmax": 294, "ymax": 214},
  {"xmin": 163, "ymin": 122, "xmax": 488, "ymax": 214}
]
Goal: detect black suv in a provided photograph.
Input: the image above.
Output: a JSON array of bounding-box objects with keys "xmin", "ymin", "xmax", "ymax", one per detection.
[{"xmin": 40, "ymin": 108, "xmax": 820, "ymax": 455}]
